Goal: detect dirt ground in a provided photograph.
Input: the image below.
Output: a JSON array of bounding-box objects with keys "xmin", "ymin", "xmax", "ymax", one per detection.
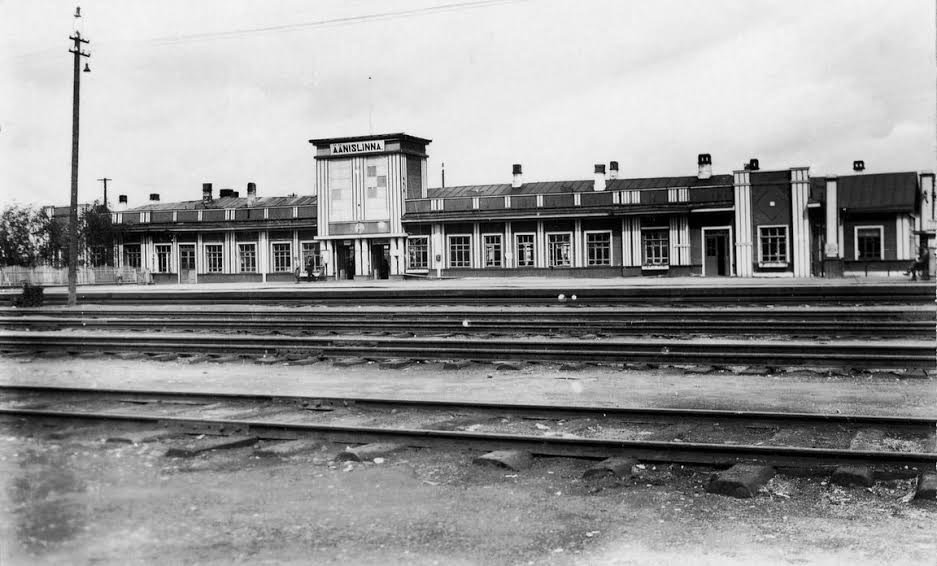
[
  {"xmin": 0, "ymin": 419, "xmax": 934, "ymax": 566},
  {"xmin": 1, "ymin": 355, "xmax": 935, "ymax": 565}
]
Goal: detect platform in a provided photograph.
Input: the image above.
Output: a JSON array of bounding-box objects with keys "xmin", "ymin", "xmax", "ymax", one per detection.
[{"xmin": 4, "ymin": 275, "xmax": 935, "ymax": 296}]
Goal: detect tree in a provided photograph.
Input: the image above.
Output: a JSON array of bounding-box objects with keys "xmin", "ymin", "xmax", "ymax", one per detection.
[
  {"xmin": 80, "ymin": 201, "xmax": 115, "ymax": 267},
  {"xmin": 37, "ymin": 211, "xmax": 67, "ymax": 267},
  {"xmin": 0, "ymin": 201, "xmax": 118, "ymax": 268},
  {"xmin": 0, "ymin": 204, "xmax": 50, "ymax": 267}
]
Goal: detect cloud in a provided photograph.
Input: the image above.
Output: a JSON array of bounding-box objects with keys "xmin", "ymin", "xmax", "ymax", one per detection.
[{"xmin": 0, "ymin": 0, "xmax": 933, "ymax": 207}]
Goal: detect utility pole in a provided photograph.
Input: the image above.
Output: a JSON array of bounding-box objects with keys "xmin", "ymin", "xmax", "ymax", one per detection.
[
  {"xmin": 97, "ymin": 177, "xmax": 111, "ymax": 210},
  {"xmin": 67, "ymin": 6, "xmax": 90, "ymax": 307}
]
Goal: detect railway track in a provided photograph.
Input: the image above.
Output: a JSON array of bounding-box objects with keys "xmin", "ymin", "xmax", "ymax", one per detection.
[
  {"xmin": 9, "ymin": 282, "xmax": 935, "ymax": 306},
  {"xmin": 1, "ymin": 386, "xmax": 934, "ymax": 469},
  {"xmin": 0, "ymin": 330, "xmax": 933, "ymax": 368},
  {"xmin": 1, "ymin": 305, "xmax": 933, "ymax": 338}
]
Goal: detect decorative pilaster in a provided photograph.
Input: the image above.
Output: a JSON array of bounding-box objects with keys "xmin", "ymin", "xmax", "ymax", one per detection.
[
  {"xmin": 733, "ymin": 170, "xmax": 753, "ymax": 276},
  {"xmin": 790, "ymin": 168, "xmax": 810, "ymax": 277}
]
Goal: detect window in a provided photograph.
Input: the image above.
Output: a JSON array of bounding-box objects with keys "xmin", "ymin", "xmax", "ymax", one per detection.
[
  {"xmin": 586, "ymin": 232, "xmax": 612, "ymax": 266},
  {"xmin": 483, "ymin": 234, "xmax": 502, "ymax": 268},
  {"xmin": 89, "ymin": 246, "xmax": 109, "ymax": 267},
  {"xmin": 328, "ymin": 160, "xmax": 353, "ymax": 221},
  {"xmin": 364, "ymin": 156, "xmax": 389, "ymax": 220},
  {"xmin": 855, "ymin": 226, "xmax": 883, "ymax": 260},
  {"xmin": 515, "ymin": 233, "xmax": 535, "ymax": 267},
  {"xmin": 407, "ymin": 236, "xmax": 428, "ymax": 270},
  {"xmin": 123, "ymin": 244, "xmax": 141, "ymax": 269},
  {"xmin": 301, "ymin": 242, "xmax": 321, "ymax": 272},
  {"xmin": 547, "ymin": 233, "xmax": 572, "ymax": 267},
  {"xmin": 642, "ymin": 228, "xmax": 669, "ymax": 267},
  {"xmin": 272, "ymin": 242, "xmax": 292, "ymax": 272},
  {"xmin": 204, "ymin": 243, "xmax": 223, "ymax": 273},
  {"xmin": 238, "ymin": 243, "xmax": 256, "ymax": 273},
  {"xmin": 155, "ymin": 244, "xmax": 172, "ymax": 273},
  {"xmin": 448, "ymin": 235, "xmax": 471, "ymax": 268},
  {"xmin": 758, "ymin": 225, "xmax": 788, "ymax": 265}
]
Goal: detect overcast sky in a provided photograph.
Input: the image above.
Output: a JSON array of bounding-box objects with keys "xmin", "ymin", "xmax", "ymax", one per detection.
[{"xmin": 1, "ymin": 0, "xmax": 934, "ymax": 208}]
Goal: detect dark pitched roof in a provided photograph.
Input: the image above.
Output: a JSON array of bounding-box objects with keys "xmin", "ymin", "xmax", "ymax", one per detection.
[
  {"xmin": 308, "ymin": 132, "xmax": 432, "ymax": 146},
  {"xmin": 427, "ymin": 174, "xmax": 734, "ymax": 198},
  {"xmin": 126, "ymin": 195, "xmax": 317, "ymax": 212},
  {"xmin": 809, "ymin": 172, "xmax": 918, "ymax": 212}
]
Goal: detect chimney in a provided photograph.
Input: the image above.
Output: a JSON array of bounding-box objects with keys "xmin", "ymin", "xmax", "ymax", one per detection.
[
  {"xmin": 219, "ymin": 188, "xmax": 233, "ymax": 198},
  {"xmin": 512, "ymin": 164, "xmax": 523, "ymax": 189},
  {"xmin": 697, "ymin": 153, "xmax": 712, "ymax": 180},
  {"xmin": 247, "ymin": 182, "xmax": 257, "ymax": 206},
  {"xmin": 117, "ymin": 194, "xmax": 128, "ymax": 211},
  {"xmin": 149, "ymin": 193, "xmax": 160, "ymax": 202},
  {"xmin": 853, "ymin": 160, "xmax": 865, "ymax": 173},
  {"xmin": 593, "ymin": 164, "xmax": 606, "ymax": 191},
  {"xmin": 232, "ymin": 191, "xmax": 239, "ymax": 198},
  {"xmin": 202, "ymin": 183, "xmax": 212, "ymax": 203},
  {"xmin": 609, "ymin": 161, "xmax": 619, "ymax": 180},
  {"xmin": 744, "ymin": 158, "xmax": 760, "ymax": 171}
]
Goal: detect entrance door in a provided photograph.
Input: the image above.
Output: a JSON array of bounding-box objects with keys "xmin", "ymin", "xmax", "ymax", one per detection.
[
  {"xmin": 704, "ymin": 230, "xmax": 730, "ymax": 276},
  {"xmin": 336, "ymin": 243, "xmax": 355, "ymax": 280},
  {"xmin": 812, "ymin": 228, "xmax": 825, "ymax": 277},
  {"xmin": 371, "ymin": 241, "xmax": 390, "ymax": 279},
  {"xmin": 179, "ymin": 244, "xmax": 197, "ymax": 284}
]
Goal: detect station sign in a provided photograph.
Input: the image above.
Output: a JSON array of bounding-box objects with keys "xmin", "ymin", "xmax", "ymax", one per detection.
[{"xmin": 330, "ymin": 140, "xmax": 385, "ymax": 155}]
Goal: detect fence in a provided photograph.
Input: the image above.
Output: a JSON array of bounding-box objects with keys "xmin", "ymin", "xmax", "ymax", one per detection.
[{"xmin": 0, "ymin": 266, "xmax": 149, "ymax": 287}]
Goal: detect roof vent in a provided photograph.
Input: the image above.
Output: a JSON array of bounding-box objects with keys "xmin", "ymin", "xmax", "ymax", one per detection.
[
  {"xmin": 149, "ymin": 193, "xmax": 160, "ymax": 202},
  {"xmin": 609, "ymin": 161, "xmax": 619, "ymax": 180},
  {"xmin": 697, "ymin": 154, "xmax": 712, "ymax": 180},
  {"xmin": 594, "ymin": 164, "xmax": 606, "ymax": 192},
  {"xmin": 744, "ymin": 158, "xmax": 760, "ymax": 171},
  {"xmin": 853, "ymin": 160, "xmax": 865, "ymax": 172},
  {"xmin": 512, "ymin": 164, "xmax": 523, "ymax": 189}
]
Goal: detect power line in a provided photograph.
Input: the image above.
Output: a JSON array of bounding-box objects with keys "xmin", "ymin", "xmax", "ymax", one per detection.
[
  {"xmin": 10, "ymin": 0, "xmax": 525, "ymax": 59},
  {"xmin": 143, "ymin": 0, "xmax": 525, "ymax": 46}
]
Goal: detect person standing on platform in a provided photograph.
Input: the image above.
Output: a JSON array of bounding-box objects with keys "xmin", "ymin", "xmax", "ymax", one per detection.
[{"xmin": 907, "ymin": 245, "xmax": 931, "ymax": 281}]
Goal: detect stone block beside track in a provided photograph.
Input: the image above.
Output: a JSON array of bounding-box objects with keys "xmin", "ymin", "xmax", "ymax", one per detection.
[
  {"xmin": 334, "ymin": 442, "xmax": 406, "ymax": 462},
  {"xmin": 914, "ymin": 471, "xmax": 937, "ymax": 501},
  {"xmin": 165, "ymin": 435, "xmax": 258, "ymax": 458},
  {"xmin": 706, "ymin": 464, "xmax": 776, "ymax": 498},
  {"xmin": 831, "ymin": 466, "xmax": 874, "ymax": 488},
  {"xmin": 473, "ymin": 450, "xmax": 533, "ymax": 471},
  {"xmin": 379, "ymin": 358, "xmax": 413, "ymax": 370},
  {"xmin": 255, "ymin": 439, "xmax": 323, "ymax": 458},
  {"xmin": 582, "ymin": 457, "xmax": 638, "ymax": 480}
]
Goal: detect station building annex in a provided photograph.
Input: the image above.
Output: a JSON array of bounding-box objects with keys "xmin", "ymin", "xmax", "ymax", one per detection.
[{"xmin": 112, "ymin": 132, "xmax": 936, "ymax": 283}]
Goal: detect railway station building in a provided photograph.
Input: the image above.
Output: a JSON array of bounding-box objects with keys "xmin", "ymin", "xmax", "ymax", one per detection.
[{"xmin": 112, "ymin": 132, "xmax": 935, "ymax": 282}]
